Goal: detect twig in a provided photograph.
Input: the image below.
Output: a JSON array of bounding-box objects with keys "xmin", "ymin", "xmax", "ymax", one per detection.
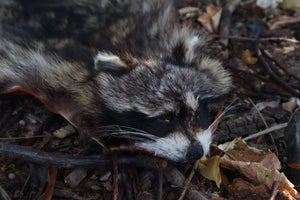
[
  {"xmin": 157, "ymin": 170, "xmax": 163, "ymax": 200},
  {"xmin": 0, "ymin": 185, "xmax": 11, "ymax": 200},
  {"xmin": 113, "ymin": 152, "xmax": 119, "ymax": 200},
  {"xmin": 237, "ymin": 92, "xmax": 290, "ymax": 101},
  {"xmin": 178, "ymin": 160, "xmax": 200, "ymax": 200},
  {"xmin": 163, "ymin": 166, "xmax": 208, "ymax": 200},
  {"xmin": 243, "ymin": 123, "xmax": 288, "ymax": 141},
  {"xmin": 248, "ymin": 98, "xmax": 278, "ymax": 155},
  {"xmin": 43, "ymin": 167, "xmax": 58, "ymax": 200},
  {"xmin": 120, "ymin": 167, "xmax": 134, "ymax": 200},
  {"xmin": 260, "ymin": 48, "xmax": 300, "ymax": 82},
  {"xmin": 0, "ymin": 142, "xmax": 168, "ymax": 169},
  {"xmin": 0, "ymin": 135, "xmax": 49, "ymax": 140},
  {"xmin": 256, "ymin": 44, "xmax": 300, "ymax": 97},
  {"xmin": 211, "ymin": 34, "xmax": 300, "ymax": 44},
  {"xmin": 19, "ymin": 175, "xmax": 30, "ymax": 200},
  {"xmin": 248, "ymin": 98, "xmax": 269, "ymax": 128}
]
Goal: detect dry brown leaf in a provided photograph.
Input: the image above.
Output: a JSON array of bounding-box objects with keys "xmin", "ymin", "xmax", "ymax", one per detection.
[
  {"xmin": 229, "ymin": 178, "xmax": 270, "ymax": 199},
  {"xmin": 242, "ymin": 49, "xmax": 258, "ymax": 65},
  {"xmin": 198, "ymin": 156, "xmax": 221, "ymax": 188},
  {"xmin": 281, "ymin": 0, "xmax": 300, "ymax": 9},
  {"xmin": 270, "ymin": 15, "xmax": 300, "ymax": 30},
  {"xmin": 197, "ymin": 5, "xmax": 222, "ymax": 33},
  {"xmin": 218, "ymin": 139, "xmax": 299, "ymax": 199},
  {"xmin": 282, "ymin": 98, "xmax": 298, "ymax": 112},
  {"xmin": 219, "ymin": 139, "xmax": 281, "ymax": 169},
  {"xmin": 221, "ymin": 158, "xmax": 298, "ymax": 199}
]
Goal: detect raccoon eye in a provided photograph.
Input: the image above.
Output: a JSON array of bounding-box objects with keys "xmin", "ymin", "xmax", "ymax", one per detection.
[
  {"xmin": 196, "ymin": 102, "xmax": 209, "ymax": 118},
  {"xmin": 156, "ymin": 114, "xmax": 173, "ymax": 123}
]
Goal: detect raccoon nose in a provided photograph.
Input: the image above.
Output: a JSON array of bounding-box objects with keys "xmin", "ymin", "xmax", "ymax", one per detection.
[{"xmin": 186, "ymin": 142, "xmax": 204, "ymax": 162}]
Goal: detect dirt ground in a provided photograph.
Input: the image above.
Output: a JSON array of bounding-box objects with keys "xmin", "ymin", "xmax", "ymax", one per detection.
[{"xmin": 0, "ymin": 0, "xmax": 299, "ymax": 199}]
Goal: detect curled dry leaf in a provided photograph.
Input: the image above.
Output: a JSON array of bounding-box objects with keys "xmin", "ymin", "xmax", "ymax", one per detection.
[
  {"xmin": 218, "ymin": 139, "xmax": 299, "ymax": 199},
  {"xmin": 198, "ymin": 5, "xmax": 222, "ymax": 33},
  {"xmin": 221, "ymin": 158, "xmax": 298, "ymax": 198}
]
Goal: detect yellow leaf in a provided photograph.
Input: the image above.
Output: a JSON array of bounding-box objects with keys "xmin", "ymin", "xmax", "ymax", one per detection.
[
  {"xmin": 242, "ymin": 49, "xmax": 258, "ymax": 65},
  {"xmin": 198, "ymin": 156, "xmax": 222, "ymax": 188}
]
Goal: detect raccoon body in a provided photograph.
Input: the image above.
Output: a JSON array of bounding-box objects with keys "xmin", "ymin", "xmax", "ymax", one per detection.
[{"xmin": 0, "ymin": 0, "xmax": 231, "ymax": 161}]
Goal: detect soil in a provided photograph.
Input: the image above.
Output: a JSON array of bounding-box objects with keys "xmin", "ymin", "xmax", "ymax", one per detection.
[{"xmin": 0, "ymin": 0, "xmax": 299, "ymax": 199}]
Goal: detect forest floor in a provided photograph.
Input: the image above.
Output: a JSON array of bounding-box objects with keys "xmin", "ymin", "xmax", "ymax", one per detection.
[{"xmin": 0, "ymin": 0, "xmax": 299, "ymax": 199}]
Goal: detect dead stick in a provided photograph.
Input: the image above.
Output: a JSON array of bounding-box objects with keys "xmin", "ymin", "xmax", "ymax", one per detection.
[
  {"xmin": 211, "ymin": 35, "xmax": 300, "ymax": 43},
  {"xmin": 0, "ymin": 142, "xmax": 167, "ymax": 169},
  {"xmin": 248, "ymin": 97, "xmax": 278, "ymax": 156},
  {"xmin": 178, "ymin": 160, "xmax": 200, "ymax": 200},
  {"xmin": 0, "ymin": 185, "xmax": 11, "ymax": 200},
  {"xmin": 120, "ymin": 167, "xmax": 134, "ymax": 200},
  {"xmin": 243, "ymin": 123, "xmax": 288, "ymax": 141},
  {"xmin": 157, "ymin": 169, "xmax": 163, "ymax": 200},
  {"xmin": 163, "ymin": 166, "xmax": 208, "ymax": 200},
  {"xmin": 260, "ymin": 48, "xmax": 300, "ymax": 82},
  {"xmin": 256, "ymin": 44, "xmax": 300, "ymax": 97},
  {"xmin": 113, "ymin": 152, "xmax": 119, "ymax": 200}
]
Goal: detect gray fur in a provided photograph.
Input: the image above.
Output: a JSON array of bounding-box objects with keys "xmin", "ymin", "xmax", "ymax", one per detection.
[{"xmin": 0, "ymin": 0, "xmax": 232, "ymax": 161}]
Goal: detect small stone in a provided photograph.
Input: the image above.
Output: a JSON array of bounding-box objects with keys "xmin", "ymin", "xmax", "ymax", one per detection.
[
  {"xmin": 19, "ymin": 120, "xmax": 26, "ymax": 126},
  {"xmin": 65, "ymin": 168, "xmax": 87, "ymax": 188},
  {"xmin": 8, "ymin": 173, "xmax": 15, "ymax": 180}
]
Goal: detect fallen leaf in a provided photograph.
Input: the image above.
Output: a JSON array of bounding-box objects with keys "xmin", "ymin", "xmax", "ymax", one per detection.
[
  {"xmin": 198, "ymin": 6, "xmax": 222, "ymax": 33},
  {"xmin": 282, "ymin": 98, "xmax": 298, "ymax": 112},
  {"xmin": 218, "ymin": 139, "xmax": 299, "ymax": 199},
  {"xmin": 281, "ymin": 0, "xmax": 300, "ymax": 9},
  {"xmin": 242, "ymin": 49, "xmax": 258, "ymax": 65},
  {"xmin": 198, "ymin": 156, "xmax": 221, "ymax": 188},
  {"xmin": 219, "ymin": 139, "xmax": 281, "ymax": 170},
  {"xmin": 228, "ymin": 178, "xmax": 270, "ymax": 199},
  {"xmin": 270, "ymin": 15, "xmax": 300, "ymax": 30},
  {"xmin": 221, "ymin": 158, "xmax": 298, "ymax": 199}
]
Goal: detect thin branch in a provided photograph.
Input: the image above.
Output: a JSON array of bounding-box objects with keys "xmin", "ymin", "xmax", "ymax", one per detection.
[
  {"xmin": 157, "ymin": 169, "xmax": 163, "ymax": 200},
  {"xmin": 113, "ymin": 153, "xmax": 119, "ymax": 200},
  {"xmin": 0, "ymin": 185, "xmax": 11, "ymax": 200},
  {"xmin": 120, "ymin": 167, "xmax": 134, "ymax": 200},
  {"xmin": 256, "ymin": 44, "xmax": 300, "ymax": 97},
  {"xmin": 260, "ymin": 48, "xmax": 300, "ymax": 82},
  {"xmin": 248, "ymin": 98, "xmax": 278, "ymax": 156},
  {"xmin": 211, "ymin": 34, "xmax": 300, "ymax": 44},
  {"xmin": 163, "ymin": 166, "xmax": 208, "ymax": 200},
  {"xmin": 178, "ymin": 160, "xmax": 200, "ymax": 200},
  {"xmin": 0, "ymin": 142, "xmax": 168, "ymax": 169},
  {"xmin": 243, "ymin": 123, "xmax": 288, "ymax": 141}
]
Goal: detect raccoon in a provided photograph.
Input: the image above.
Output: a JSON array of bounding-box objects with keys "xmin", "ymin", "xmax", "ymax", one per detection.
[{"xmin": 0, "ymin": 0, "xmax": 232, "ymax": 162}]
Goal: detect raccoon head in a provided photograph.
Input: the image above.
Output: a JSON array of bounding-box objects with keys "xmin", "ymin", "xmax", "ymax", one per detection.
[{"xmin": 93, "ymin": 37, "xmax": 231, "ymax": 162}]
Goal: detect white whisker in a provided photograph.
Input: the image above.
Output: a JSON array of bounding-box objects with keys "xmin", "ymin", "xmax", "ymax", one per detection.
[
  {"xmin": 207, "ymin": 104, "xmax": 235, "ymax": 131},
  {"xmin": 96, "ymin": 125, "xmax": 158, "ymax": 141}
]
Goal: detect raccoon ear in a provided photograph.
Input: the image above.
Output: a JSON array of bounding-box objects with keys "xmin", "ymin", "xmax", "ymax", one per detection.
[
  {"xmin": 172, "ymin": 35, "xmax": 202, "ymax": 65},
  {"xmin": 94, "ymin": 52, "xmax": 129, "ymax": 73}
]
